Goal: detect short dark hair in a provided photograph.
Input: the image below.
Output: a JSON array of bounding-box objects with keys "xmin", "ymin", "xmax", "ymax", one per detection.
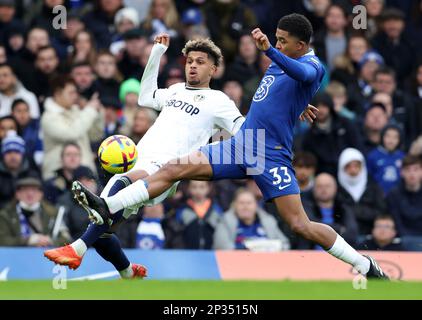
[
  {"xmin": 50, "ymin": 74, "xmax": 76, "ymax": 94},
  {"xmin": 36, "ymin": 45, "xmax": 58, "ymax": 57},
  {"xmin": 374, "ymin": 67, "xmax": 396, "ymax": 81},
  {"xmin": 293, "ymin": 151, "xmax": 318, "ymax": 168},
  {"xmin": 70, "ymin": 61, "xmax": 93, "ymax": 71},
  {"xmin": 380, "ymin": 8, "xmax": 405, "ymax": 22},
  {"xmin": 11, "ymin": 98, "xmax": 29, "ymax": 112},
  {"xmin": 374, "ymin": 214, "xmax": 395, "ymax": 223},
  {"xmin": 277, "ymin": 13, "xmax": 313, "ymax": 43},
  {"xmin": 182, "ymin": 38, "xmax": 223, "ymax": 67},
  {"xmin": 402, "ymin": 155, "xmax": 422, "ymax": 168}
]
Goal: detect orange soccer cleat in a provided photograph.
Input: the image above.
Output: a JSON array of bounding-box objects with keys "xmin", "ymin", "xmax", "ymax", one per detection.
[
  {"xmin": 131, "ymin": 263, "xmax": 148, "ymax": 279},
  {"xmin": 44, "ymin": 245, "xmax": 82, "ymax": 270}
]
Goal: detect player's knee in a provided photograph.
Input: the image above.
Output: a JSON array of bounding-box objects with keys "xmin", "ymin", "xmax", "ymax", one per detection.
[{"xmin": 161, "ymin": 163, "xmax": 184, "ymax": 182}]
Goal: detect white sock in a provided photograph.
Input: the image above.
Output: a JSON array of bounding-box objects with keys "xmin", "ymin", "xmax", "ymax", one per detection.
[
  {"xmin": 119, "ymin": 263, "xmax": 133, "ymax": 278},
  {"xmin": 327, "ymin": 235, "xmax": 370, "ymax": 275},
  {"xmin": 70, "ymin": 239, "xmax": 88, "ymax": 257},
  {"xmin": 104, "ymin": 180, "xmax": 150, "ymax": 214}
]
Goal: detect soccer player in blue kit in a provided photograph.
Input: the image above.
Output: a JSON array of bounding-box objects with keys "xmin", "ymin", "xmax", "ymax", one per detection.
[{"xmin": 74, "ymin": 14, "xmax": 388, "ymax": 279}]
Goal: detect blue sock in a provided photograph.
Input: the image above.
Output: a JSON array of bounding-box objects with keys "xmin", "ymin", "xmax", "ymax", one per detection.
[
  {"xmin": 92, "ymin": 234, "xmax": 130, "ymax": 271},
  {"xmin": 80, "ymin": 176, "xmax": 132, "ymax": 247}
]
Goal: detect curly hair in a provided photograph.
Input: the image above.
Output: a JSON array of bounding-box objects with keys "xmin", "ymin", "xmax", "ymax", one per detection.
[{"xmin": 182, "ymin": 38, "xmax": 223, "ymax": 67}]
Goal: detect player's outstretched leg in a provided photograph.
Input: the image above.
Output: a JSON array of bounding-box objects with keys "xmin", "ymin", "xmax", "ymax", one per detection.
[
  {"xmin": 273, "ymin": 194, "xmax": 389, "ymax": 280},
  {"xmin": 45, "ymin": 177, "xmax": 146, "ymax": 277},
  {"xmin": 82, "ymin": 151, "xmax": 213, "ymax": 216}
]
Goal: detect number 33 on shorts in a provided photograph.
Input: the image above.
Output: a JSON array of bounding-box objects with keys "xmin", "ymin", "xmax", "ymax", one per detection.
[{"xmin": 269, "ymin": 166, "xmax": 292, "ymax": 190}]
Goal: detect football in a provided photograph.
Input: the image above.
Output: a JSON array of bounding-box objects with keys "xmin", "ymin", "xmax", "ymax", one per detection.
[{"xmin": 98, "ymin": 135, "xmax": 138, "ymax": 174}]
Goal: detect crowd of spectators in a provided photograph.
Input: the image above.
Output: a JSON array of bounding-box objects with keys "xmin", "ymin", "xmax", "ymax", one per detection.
[{"xmin": 0, "ymin": 0, "xmax": 421, "ymax": 252}]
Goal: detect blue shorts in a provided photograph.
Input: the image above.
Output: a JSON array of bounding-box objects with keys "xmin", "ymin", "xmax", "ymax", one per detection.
[{"xmin": 199, "ymin": 136, "xmax": 300, "ymax": 202}]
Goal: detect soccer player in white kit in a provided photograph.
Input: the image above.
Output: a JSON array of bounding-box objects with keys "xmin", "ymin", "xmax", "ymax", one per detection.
[{"xmin": 44, "ymin": 34, "xmax": 317, "ymax": 278}]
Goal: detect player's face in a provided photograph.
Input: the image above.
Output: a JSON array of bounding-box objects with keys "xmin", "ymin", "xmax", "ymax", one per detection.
[
  {"xmin": 185, "ymin": 51, "xmax": 216, "ymax": 87},
  {"xmin": 275, "ymin": 29, "xmax": 305, "ymax": 59}
]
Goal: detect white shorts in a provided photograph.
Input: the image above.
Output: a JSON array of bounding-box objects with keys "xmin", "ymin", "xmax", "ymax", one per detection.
[{"xmin": 100, "ymin": 158, "xmax": 179, "ymax": 219}]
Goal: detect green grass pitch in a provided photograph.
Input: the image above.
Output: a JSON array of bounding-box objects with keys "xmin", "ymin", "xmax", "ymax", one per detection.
[{"xmin": 1, "ymin": 280, "xmax": 422, "ymax": 300}]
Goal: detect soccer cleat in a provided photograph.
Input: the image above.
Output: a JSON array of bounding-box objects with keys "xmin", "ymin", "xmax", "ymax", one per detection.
[
  {"xmin": 364, "ymin": 255, "xmax": 389, "ymax": 280},
  {"xmin": 131, "ymin": 264, "xmax": 148, "ymax": 279},
  {"xmin": 44, "ymin": 245, "xmax": 82, "ymax": 270},
  {"xmin": 72, "ymin": 181, "xmax": 112, "ymax": 225}
]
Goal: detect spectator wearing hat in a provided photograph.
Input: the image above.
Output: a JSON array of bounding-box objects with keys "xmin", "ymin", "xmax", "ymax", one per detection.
[
  {"xmin": 372, "ymin": 8, "xmax": 416, "ymax": 85},
  {"xmin": 43, "ymin": 142, "xmax": 82, "ymax": 204},
  {"xmin": 11, "ymin": 99, "xmax": 43, "ymax": 166},
  {"xmin": 180, "ymin": 7, "xmax": 210, "ymax": 41},
  {"xmin": 0, "ymin": 131, "xmax": 36, "ymax": 208},
  {"xmin": 346, "ymin": 50, "xmax": 385, "ymax": 116},
  {"xmin": 117, "ymin": 28, "xmax": 149, "ymax": 79},
  {"xmin": 110, "ymin": 7, "xmax": 140, "ymax": 56},
  {"xmin": 302, "ymin": 93, "xmax": 363, "ymax": 176},
  {"xmin": 337, "ymin": 148, "xmax": 386, "ymax": 236},
  {"xmin": 0, "ymin": 63, "xmax": 40, "ymax": 118},
  {"xmin": 41, "ymin": 76, "xmax": 103, "ymax": 179},
  {"xmin": 57, "ymin": 166, "xmax": 98, "ymax": 240},
  {"xmin": 0, "ymin": 172, "xmax": 71, "ymax": 247},
  {"xmin": 82, "ymin": 0, "xmax": 124, "ymax": 49},
  {"xmin": 119, "ymin": 78, "xmax": 140, "ymax": 136}
]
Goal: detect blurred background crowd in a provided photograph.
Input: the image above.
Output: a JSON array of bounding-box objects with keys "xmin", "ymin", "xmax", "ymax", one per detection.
[{"xmin": 0, "ymin": 0, "xmax": 421, "ymax": 252}]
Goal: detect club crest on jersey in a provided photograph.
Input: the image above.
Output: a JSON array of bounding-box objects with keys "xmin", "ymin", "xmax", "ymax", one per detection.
[
  {"xmin": 194, "ymin": 94, "xmax": 205, "ymax": 102},
  {"xmin": 253, "ymin": 75, "xmax": 275, "ymax": 102}
]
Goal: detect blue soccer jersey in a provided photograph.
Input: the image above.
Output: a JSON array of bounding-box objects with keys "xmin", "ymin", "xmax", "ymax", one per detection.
[
  {"xmin": 243, "ymin": 46, "xmax": 325, "ymax": 161},
  {"xmin": 200, "ymin": 46, "xmax": 325, "ymax": 201}
]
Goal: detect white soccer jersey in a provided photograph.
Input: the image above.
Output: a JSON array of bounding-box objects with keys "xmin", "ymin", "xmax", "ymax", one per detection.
[
  {"xmin": 134, "ymin": 43, "xmax": 244, "ymax": 167},
  {"xmin": 137, "ymin": 82, "xmax": 243, "ymax": 164}
]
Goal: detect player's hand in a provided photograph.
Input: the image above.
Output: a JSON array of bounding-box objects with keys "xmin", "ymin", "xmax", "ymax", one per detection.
[
  {"xmin": 299, "ymin": 104, "xmax": 318, "ymax": 124},
  {"xmin": 251, "ymin": 28, "xmax": 270, "ymax": 51},
  {"xmin": 154, "ymin": 33, "xmax": 170, "ymax": 47}
]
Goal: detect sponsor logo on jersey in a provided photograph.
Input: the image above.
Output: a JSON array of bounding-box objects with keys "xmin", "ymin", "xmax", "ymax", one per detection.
[
  {"xmin": 194, "ymin": 94, "xmax": 205, "ymax": 102},
  {"xmin": 253, "ymin": 75, "xmax": 275, "ymax": 102},
  {"xmin": 166, "ymin": 99, "xmax": 200, "ymax": 116}
]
